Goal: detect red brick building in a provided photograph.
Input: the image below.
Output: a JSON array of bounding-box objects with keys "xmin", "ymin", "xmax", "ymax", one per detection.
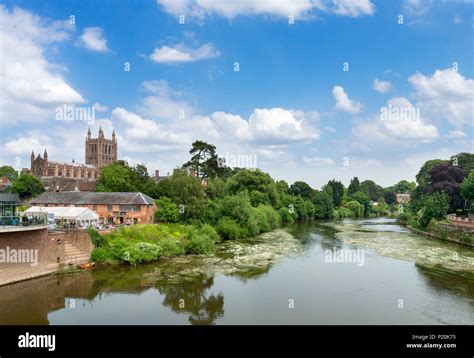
[{"xmin": 30, "ymin": 192, "xmax": 156, "ymax": 225}]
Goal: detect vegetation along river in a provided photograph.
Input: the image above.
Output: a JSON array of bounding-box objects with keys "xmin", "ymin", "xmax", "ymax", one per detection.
[{"xmin": 1, "ymin": 218, "xmax": 473, "ymax": 325}]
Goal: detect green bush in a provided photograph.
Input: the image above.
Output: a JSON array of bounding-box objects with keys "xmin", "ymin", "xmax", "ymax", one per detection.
[
  {"xmin": 216, "ymin": 217, "xmax": 247, "ymax": 240},
  {"xmin": 155, "ymin": 197, "xmax": 180, "ymax": 223},
  {"xmin": 279, "ymin": 207, "xmax": 295, "ymax": 224},
  {"xmin": 258, "ymin": 204, "xmax": 281, "ymax": 230},
  {"xmin": 185, "ymin": 224, "xmax": 220, "ymax": 254},
  {"xmin": 91, "ymin": 247, "xmax": 112, "ymax": 262},
  {"xmin": 87, "ymin": 227, "xmax": 106, "ymax": 248},
  {"xmin": 347, "ymin": 201, "xmax": 364, "ymax": 218}
]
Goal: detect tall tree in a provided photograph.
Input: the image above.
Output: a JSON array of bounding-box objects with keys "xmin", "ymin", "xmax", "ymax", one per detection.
[
  {"xmin": 392, "ymin": 180, "xmax": 416, "ymax": 194},
  {"xmin": 324, "ymin": 179, "xmax": 344, "ymax": 207},
  {"xmin": 451, "ymin": 152, "xmax": 474, "ymax": 172},
  {"xmin": 183, "ymin": 141, "xmax": 223, "ymax": 180},
  {"xmin": 460, "ymin": 171, "xmax": 474, "ymax": 211},
  {"xmin": 422, "ymin": 164, "xmax": 468, "ymax": 212},
  {"xmin": 289, "ymin": 181, "xmax": 316, "ymax": 200},
  {"xmin": 12, "ymin": 174, "xmax": 44, "ymax": 199},
  {"xmin": 225, "ymin": 169, "xmax": 279, "ymax": 207},
  {"xmin": 347, "ymin": 177, "xmax": 360, "ymax": 196},
  {"xmin": 0, "ymin": 165, "xmax": 18, "ymax": 181},
  {"xmin": 359, "ymin": 180, "xmax": 384, "ymax": 201}
]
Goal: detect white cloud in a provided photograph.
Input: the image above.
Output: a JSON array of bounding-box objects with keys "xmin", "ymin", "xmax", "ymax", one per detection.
[
  {"xmin": 0, "ymin": 6, "xmax": 85, "ymax": 123},
  {"xmin": 248, "ymin": 108, "xmax": 320, "ymax": 144},
  {"xmin": 302, "ymin": 156, "xmax": 335, "ymax": 166},
  {"xmin": 77, "ymin": 27, "xmax": 109, "ymax": 52},
  {"xmin": 332, "ymin": 85, "xmax": 363, "ymax": 114},
  {"xmin": 373, "ymin": 78, "xmax": 392, "ymax": 93},
  {"xmin": 93, "ymin": 102, "xmax": 109, "ymax": 112},
  {"xmin": 445, "ymin": 130, "xmax": 467, "ymax": 139},
  {"xmin": 330, "ymin": 0, "xmax": 375, "ymax": 17},
  {"xmin": 150, "ymin": 43, "xmax": 219, "ymax": 63},
  {"xmin": 403, "ymin": 0, "xmax": 433, "ymax": 16},
  {"xmin": 156, "ymin": 0, "xmax": 375, "ymax": 19},
  {"xmin": 381, "ymin": 97, "xmax": 439, "ymax": 140},
  {"xmin": 408, "ymin": 68, "xmax": 474, "ymax": 127},
  {"xmin": 2, "ymin": 136, "xmax": 48, "ymax": 156}
]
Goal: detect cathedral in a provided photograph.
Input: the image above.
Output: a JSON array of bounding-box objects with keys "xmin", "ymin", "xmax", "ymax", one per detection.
[{"xmin": 30, "ymin": 127, "xmax": 117, "ymax": 182}]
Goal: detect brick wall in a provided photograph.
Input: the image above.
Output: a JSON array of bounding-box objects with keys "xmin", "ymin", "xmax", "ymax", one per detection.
[{"xmin": 0, "ymin": 228, "xmax": 94, "ymax": 286}]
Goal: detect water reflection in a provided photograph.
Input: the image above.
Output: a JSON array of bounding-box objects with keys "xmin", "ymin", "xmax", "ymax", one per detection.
[{"xmin": 156, "ymin": 275, "xmax": 224, "ymax": 325}]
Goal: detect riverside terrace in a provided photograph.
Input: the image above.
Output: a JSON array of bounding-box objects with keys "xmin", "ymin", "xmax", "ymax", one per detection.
[
  {"xmin": 0, "ymin": 193, "xmax": 47, "ymax": 229},
  {"xmin": 30, "ymin": 191, "xmax": 157, "ymax": 225}
]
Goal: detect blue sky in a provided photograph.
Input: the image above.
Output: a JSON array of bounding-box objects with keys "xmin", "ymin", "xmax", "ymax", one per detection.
[{"xmin": 0, "ymin": 0, "xmax": 472, "ymax": 188}]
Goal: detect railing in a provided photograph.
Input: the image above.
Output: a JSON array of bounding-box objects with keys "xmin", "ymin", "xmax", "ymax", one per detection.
[{"xmin": 0, "ymin": 213, "xmax": 48, "ymax": 227}]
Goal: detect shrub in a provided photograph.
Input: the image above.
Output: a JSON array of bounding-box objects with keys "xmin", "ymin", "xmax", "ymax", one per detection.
[
  {"xmin": 278, "ymin": 207, "xmax": 295, "ymax": 224},
  {"xmin": 416, "ymin": 192, "xmax": 449, "ymax": 228},
  {"xmin": 185, "ymin": 224, "xmax": 220, "ymax": 254},
  {"xmin": 91, "ymin": 247, "xmax": 112, "ymax": 262},
  {"xmin": 347, "ymin": 201, "xmax": 364, "ymax": 218},
  {"xmin": 258, "ymin": 204, "xmax": 281, "ymax": 230},
  {"xmin": 87, "ymin": 227, "xmax": 106, "ymax": 248},
  {"xmin": 155, "ymin": 197, "xmax": 180, "ymax": 222},
  {"xmin": 216, "ymin": 217, "xmax": 247, "ymax": 240}
]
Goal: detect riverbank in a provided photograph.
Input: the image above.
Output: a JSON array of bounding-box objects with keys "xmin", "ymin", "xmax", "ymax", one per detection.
[{"xmin": 403, "ymin": 222, "xmax": 474, "ymax": 248}]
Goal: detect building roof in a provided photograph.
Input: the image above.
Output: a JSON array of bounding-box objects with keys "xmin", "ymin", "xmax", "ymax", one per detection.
[
  {"xmin": 41, "ymin": 177, "xmax": 97, "ymax": 192},
  {"xmin": 25, "ymin": 206, "xmax": 99, "ymax": 221},
  {"xmin": 30, "ymin": 191, "xmax": 155, "ymax": 205},
  {"xmin": 0, "ymin": 193, "xmax": 21, "ymax": 204},
  {"xmin": 49, "ymin": 161, "xmax": 96, "ymax": 169}
]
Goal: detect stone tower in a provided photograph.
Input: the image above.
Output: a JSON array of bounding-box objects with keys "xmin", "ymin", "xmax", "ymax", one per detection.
[{"xmin": 85, "ymin": 127, "xmax": 117, "ymax": 172}]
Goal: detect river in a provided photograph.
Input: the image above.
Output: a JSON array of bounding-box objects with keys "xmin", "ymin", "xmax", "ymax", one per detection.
[{"xmin": 1, "ymin": 218, "xmax": 473, "ymax": 325}]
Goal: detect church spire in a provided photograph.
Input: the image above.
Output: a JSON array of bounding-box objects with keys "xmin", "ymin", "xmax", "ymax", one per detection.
[
  {"xmin": 87, "ymin": 127, "xmax": 91, "ymax": 140},
  {"xmin": 98, "ymin": 125, "xmax": 104, "ymax": 138}
]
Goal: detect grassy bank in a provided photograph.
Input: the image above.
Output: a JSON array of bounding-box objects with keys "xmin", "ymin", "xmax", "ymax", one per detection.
[
  {"xmin": 89, "ymin": 224, "xmax": 220, "ymax": 266},
  {"xmin": 88, "ymin": 201, "xmax": 283, "ymax": 266}
]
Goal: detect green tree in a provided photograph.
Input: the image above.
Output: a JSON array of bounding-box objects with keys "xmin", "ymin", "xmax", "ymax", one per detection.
[
  {"xmin": 384, "ymin": 190, "xmax": 397, "ymax": 205},
  {"xmin": 156, "ymin": 169, "xmax": 206, "ymax": 222},
  {"xmin": 461, "ymin": 171, "xmax": 474, "ymax": 211},
  {"xmin": 324, "ymin": 180, "xmax": 344, "ymax": 207},
  {"xmin": 359, "ymin": 180, "xmax": 384, "ymax": 201},
  {"xmin": 96, "ymin": 160, "xmax": 139, "ymax": 192},
  {"xmin": 347, "ymin": 177, "xmax": 360, "ymax": 195},
  {"xmin": 451, "ymin": 152, "xmax": 474, "ymax": 172},
  {"xmin": 11, "ymin": 174, "xmax": 44, "ymax": 199},
  {"xmin": 0, "ymin": 165, "xmax": 18, "ymax": 181},
  {"xmin": 313, "ymin": 191, "xmax": 334, "ymax": 219},
  {"xmin": 417, "ymin": 192, "xmax": 449, "ymax": 228},
  {"xmin": 347, "ymin": 201, "xmax": 364, "ymax": 217},
  {"xmin": 289, "ymin": 181, "xmax": 316, "ymax": 200},
  {"xmin": 276, "ymin": 180, "xmax": 289, "ymax": 195},
  {"xmin": 393, "ymin": 180, "xmax": 416, "ymax": 194},
  {"xmin": 351, "ymin": 191, "xmax": 370, "ymax": 217},
  {"xmin": 225, "ymin": 169, "xmax": 279, "ymax": 207},
  {"xmin": 183, "ymin": 140, "xmax": 223, "ymax": 180},
  {"xmin": 155, "ymin": 197, "xmax": 180, "ymax": 223}
]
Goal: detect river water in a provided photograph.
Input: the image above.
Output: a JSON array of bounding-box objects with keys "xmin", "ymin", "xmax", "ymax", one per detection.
[{"xmin": 1, "ymin": 218, "xmax": 473, "ymax": 325}]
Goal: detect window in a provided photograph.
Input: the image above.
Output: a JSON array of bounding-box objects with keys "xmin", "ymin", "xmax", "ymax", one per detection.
[
  {"xmin": 107, "ymin": 205, "xmax": 113, "ymax": 211},
  {"xmin": 119, "ymin": 205, "xmax": 140, "ymax": 212}
]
